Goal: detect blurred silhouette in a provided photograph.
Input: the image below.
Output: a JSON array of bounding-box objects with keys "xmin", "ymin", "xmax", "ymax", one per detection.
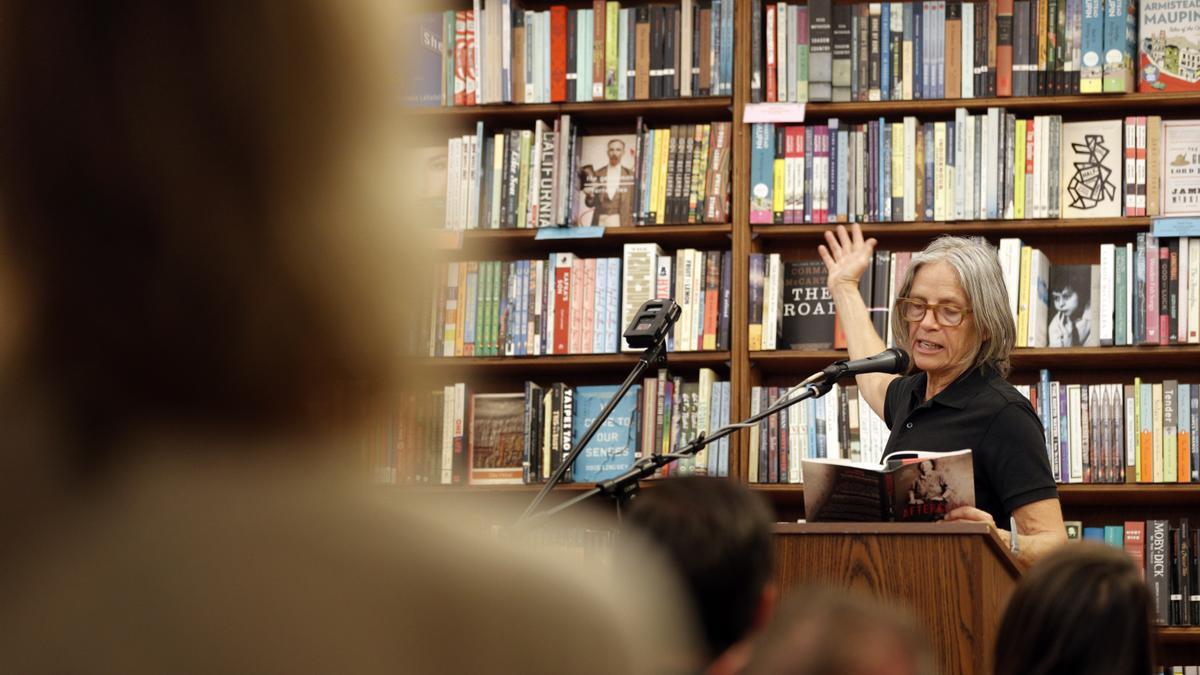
[
  {"xmin": 992, "ymin": 542, "xmax": 1155, "ymax": 675},
  {"xmin": 741, "ymin": 586, "xmax": 935, "ymax": 675},
  {"xmin": 622, "ymin": 476, "xmax": 778, "ymax": 674},
  {"xmin": 0, "ymin": 1, "xmax": 691, "ymax": 672}
]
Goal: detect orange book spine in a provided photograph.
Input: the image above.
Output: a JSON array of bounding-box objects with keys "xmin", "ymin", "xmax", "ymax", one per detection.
[
  {"xmin": 550, "ymin": 6, "xmax": 568, "ymax": 102},
  {"xmin": 592, "ymin": 0, "xmax": 607, "ymax": 100},
  {"xmin": 996, "ymin": 0, "xmax": 1014, "ymax": 95}
]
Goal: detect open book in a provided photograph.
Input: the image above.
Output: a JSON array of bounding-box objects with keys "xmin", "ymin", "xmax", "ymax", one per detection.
[{"xmin": 802, "ymin": 449, "xmax": 975, "ymax": 522}]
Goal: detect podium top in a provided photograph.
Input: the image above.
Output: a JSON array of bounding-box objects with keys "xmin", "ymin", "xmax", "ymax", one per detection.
[{"xmin": 772, "ymin": 521, "xmax": 1023, "ymax": 577}]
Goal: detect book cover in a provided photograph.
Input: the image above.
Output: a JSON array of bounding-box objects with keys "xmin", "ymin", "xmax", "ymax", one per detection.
[
  {"xmin": 573, "ymin": 134, "xmax": 637, "ymax": 227},
  {"xmin": 468, "ymin": 392, "xmax": 526, "ymax": 485},
  {"xmin": 1150, "ymin": 518, "xmax": 1172, "ymax": 623},
  {"xmin": 780, "ymin": 260, "xmax": 836, "ymax": 349},
  {"xmin": 1163, "ymin": 121, "xmax": 1200, "ymax": 217},
  {"xmin": 1060, "ymin": 119, "xmax": 1123, "ymax": 218},
  {"xmin": 1138, "ymin": 0, "xmax": 1200, "ymax": 92},
  {"xmin": 803, "ymin": 449, "xmax": 975, "ymax": 522},
  {"xmin": 1048, "ymin": 264, "xmax": 1102, "ymax": 347},
  {"xmin": 571, "ymin": 384, "xmax": 641, "ymax": 482}
]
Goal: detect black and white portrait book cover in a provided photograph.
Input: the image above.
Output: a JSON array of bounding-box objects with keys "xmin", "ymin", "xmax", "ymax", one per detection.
[
  {"xmin": 1059, "ymin": 119, "xmax": 1123, "ymax": 219},
  {"xmin": 802, "ymin": 449, "xmax": 975, "ymax": 522},
  {"xmin": 1048, "ymin": 264, "xmax": 1102, "ymax": 347},
  {"xmin": 573, "ymin": 134, "xmax": 638, "ymax": 228}
]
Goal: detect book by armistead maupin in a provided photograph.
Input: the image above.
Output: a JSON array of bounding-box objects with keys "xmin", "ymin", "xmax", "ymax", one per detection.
[
  {"xmin": 802, "ymin": 449, "xmax": 975, "ymax": 522},
  {"xmin": 1138, "ymin": 0, "xmax": 1200, "ymax": 92}
]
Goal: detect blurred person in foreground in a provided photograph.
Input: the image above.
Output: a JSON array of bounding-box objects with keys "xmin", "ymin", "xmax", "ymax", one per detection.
[
  {"xmin": 0, "ymin": 2, "xmax": 690, "ymax": 672},
  {"xmin": 992, "ymin": 542, "xmax": 1155, "ymax": 675},
  {"xmin": 741, "ymin": 586, "xmax": 935, "ymax": 675},
  {"xmin": 622, "ymin": 477, "xmax": 778, "ymax": 675},
  {"xmin": 819, "ymin": 224, "xmax": 1066, "ymax": 564}
]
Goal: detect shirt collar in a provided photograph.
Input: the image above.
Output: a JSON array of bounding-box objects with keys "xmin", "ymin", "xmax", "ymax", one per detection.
[{"xmin": 908, "ymin": 364, "xmax": 994, "ymax": 410}]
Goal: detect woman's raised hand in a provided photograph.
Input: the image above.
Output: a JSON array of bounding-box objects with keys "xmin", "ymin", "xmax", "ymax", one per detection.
[{"xmin": 817, "ymin": 224, "xmax": 877, "ymax": 291}]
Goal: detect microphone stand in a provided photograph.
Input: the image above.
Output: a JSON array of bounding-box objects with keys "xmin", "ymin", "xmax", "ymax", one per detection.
[
  {"xmin": 514, "ymin": 374, "xmax": 838, "ymax": 531},
  {"xmin": 517, "ymin": 335, "xmax": 669, "ymax": 524}
]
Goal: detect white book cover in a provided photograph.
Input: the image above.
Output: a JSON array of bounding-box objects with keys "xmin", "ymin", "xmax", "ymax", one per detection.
[
  {"xmin": 1068, "ymin": 384, "xmax": 1083, "ymax": 482},
  {"xmin": 965, "ymin": 115, "xmax": 976, "ymax": 219},
  {"xmin": 998, "ymin": 237, "xmax": 1023, "ymax": 325},
  {"xmin": 962, "ymin": 2, "xmax": 974, "ymax": 98},
  {"xmin": 1051, "ymin": 380, "xmax": 1062, "ymax": 482},
  {"xmin": 933, "ymin": 122, "xmax": 947, "ymax": 221},
  {"xmin": 749, "ymin": 386, "xmax": 761, "ymax": 482},
  {"xmin": 954, "ymin": 109, "xmax": 966, "ymax": 220},
  {"xmin": 827, "ymin": 382, "xmax": 842, "ymax": 460},
  {"xmin": 695, "ymin": 366, "xmax": 714, "ymax": 470},
  {"xmin": 1162, "ymin": 120, "xmax": 1200, "ymax": 216},
  {"xmin": 676, "ymin": 249, "xmax": 694, "ymax": 351},
  {"xmin": 620, "ymin": 243, "xmax": 662, "ymax": 352},
  {"xmin": 1190, "ymin": 238, "xmax": 1200, "ymax": 343},
  {"xmin": 904, "ymin": 117, "xmax": 917, "ymax": 222},
  {"xmin": 692, "ymin": 249, "xmax": 705, "ymax": 350},
  {"xmin": 617, "ymin": 9, "xmax": 629, "ymax": 100},
  {"xmin": 1059, "ymin": 119, "xmax": 1123, "ymax": 219},
  {"xmin": 1028, "ymin": 249, "xmax": 1051, "ymax": 348},
  {"xmin": 1179, "ymin": 237, "xmax": 1189, "ymax": 343},
  {"xmin": 763, "ymin": 253, "xmax": 783, "ymax": 350},
  {"xmin": 1125, "ymin": 242, "xmax": 1135, "ymax": 345},
  {"xmin": 1099, "ymin": 243, "xmax": 1116, "ymax": 344},
  {"xmin": 981, "ymin": 112, "xmax": 992, "ymax": 219},
  {"xmin": 681, "ymin": 0, "xmax": 694, "ymax": 97},
  {"xmin": 790, "ymin": 391, "xmax": 804, "ymax": 483}
]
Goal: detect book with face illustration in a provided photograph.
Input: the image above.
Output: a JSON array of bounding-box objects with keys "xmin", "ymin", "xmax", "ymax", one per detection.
[{"xmin": 1047, "ymin": 264, "xmax": 1102, "ymax": 347}]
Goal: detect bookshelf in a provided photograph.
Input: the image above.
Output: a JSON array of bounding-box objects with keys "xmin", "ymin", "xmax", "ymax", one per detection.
[{"xmin": 406, "ymin": 0, "xmax": 1200, "ymax": 658}]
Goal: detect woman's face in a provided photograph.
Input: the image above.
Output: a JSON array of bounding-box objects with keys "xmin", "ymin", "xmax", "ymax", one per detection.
[
  {"xmin": 1051, "ymin": 286, "xmax": 1078, "ymax": 315},
  {"xmin": 906, "ymin": 262, "xmax": 980, "ymax": 384}
]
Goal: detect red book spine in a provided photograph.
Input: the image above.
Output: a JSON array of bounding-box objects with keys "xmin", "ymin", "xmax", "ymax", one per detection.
[
  {"xmin": 550, "ymin": 6, "xmax": 568, "ymax": 102},
  {"xmin": 1124, "ymin": 521, "xmax": 1146, "ymax": 572},
  {"xmin": 996, "ymin": 0, "xmax": 1014, "ymax": 96},
  {"xmin": 766, "ymin": 4, "xmax": 778, "ymax": 102},
  {"xmin": 784, "ymin": 126, "xmax": 799, "ymax": 224},
  {"xmin": 554, "ymin": 256, "xmax": 571, "ymax": 354}
]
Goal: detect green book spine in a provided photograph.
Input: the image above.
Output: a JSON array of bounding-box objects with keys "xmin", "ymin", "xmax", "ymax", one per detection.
[{"xmin": 1115, "ymin": 245, "xmax": 1128, "ymax": 346}]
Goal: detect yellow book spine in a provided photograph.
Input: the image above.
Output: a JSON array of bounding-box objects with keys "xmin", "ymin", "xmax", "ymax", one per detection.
[
  {"xmin": 1016, "ymin": 246, "xmax": 1032, "ymax": 347},
  {"xmin": 654, "ymin": 128, "xmax": 670, "ymax": 224},
  {"xmin": 1014, "ymin": 119, "xmax": 1026, "ymax": 220}
]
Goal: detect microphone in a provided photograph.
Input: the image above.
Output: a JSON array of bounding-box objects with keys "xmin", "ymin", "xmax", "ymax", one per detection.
[{"xmin": 804, "ymin": 348, "xmax": 911, "ymax": 385}]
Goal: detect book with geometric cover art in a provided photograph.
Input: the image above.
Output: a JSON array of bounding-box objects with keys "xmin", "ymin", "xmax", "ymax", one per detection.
[
  {"xmin": 1059, "ymin": 119, "xmax": 1123, "ymax": 218},
  {"xmin": 571, "ymin": 384, "xmax": 641, "ymax": 482},
  {"xmin": 780, "ymin": 260, "xmax": 836, "ymax": 350},
  {"xmin": 802, "ymin": 449, "xmax": 975, "ymax": 522},
  {"xmin": 468, "ymin": 392, "xmax": 526, "ymax": 485},
  {"xmin": 1138, "ymin": 0, "xmax": 1200, "ymax": 92}
]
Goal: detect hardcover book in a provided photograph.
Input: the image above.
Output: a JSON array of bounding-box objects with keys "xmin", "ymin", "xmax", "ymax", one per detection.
[
  {"xmin": 1162, "ymin": 120, "xmax": 1200, "ymax": 216},
  {"xmin": 780, "ymin": 260, "xmax": 836, "ymax": 349},
  {"xmin": 1048, "ymin": 264, "xmax": 1102, "ymax": 347},
  {"xmin": 468, "ymin": 392, "xmax": 526, "ymax": 485},
  {"xmin": 573, "ymin": 134, "xmax": 638, "ymax": 227},
  {"xmin": 1059, "ymin": 119, "xmax": 1123, "ymax": 218},
  {"xmin": 803, "ymin": 449, "xmax": 975, "ymax": 522},
  {"xmin": 571, "ymin": 384, "xmax": 641, "ymax": 482}
]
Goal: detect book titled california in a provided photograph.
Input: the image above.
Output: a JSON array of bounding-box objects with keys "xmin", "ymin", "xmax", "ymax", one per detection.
[
  {"xmin": 571, "ymin": 384, "xmax": 641, "ymax": 482},
  {"xmin": 802, "ymin": 449, "xmax": 975, "ymax": 522}
]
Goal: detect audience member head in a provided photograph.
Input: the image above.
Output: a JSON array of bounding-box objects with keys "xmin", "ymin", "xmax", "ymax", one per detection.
[
  {"xmin": 993, "ymin": 541, "xmax": 1155, "ymax": 675},
  {"xmin": 742, "ymin": 586, "xmax": 933, "ymax": 675},
  {"xmin": 0, "ymin": 0, "xmax": 418, "ymax": 482},
  {"xmin": 622, "ymin": 476, "xmax": 777, "ymax": 664}
]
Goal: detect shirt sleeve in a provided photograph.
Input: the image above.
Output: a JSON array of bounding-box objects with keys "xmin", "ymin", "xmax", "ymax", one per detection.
[{"xmin": 978, "ymin": 402, "xmax": 1059, "ymax": 515}]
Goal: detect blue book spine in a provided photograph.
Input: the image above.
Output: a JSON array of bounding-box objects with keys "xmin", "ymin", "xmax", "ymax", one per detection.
[
  {"xmin": 609, "ymin": 257, "xmax": 621, "ymax": 353},
  {"xmin": 935, "ymin": 2, "xmax": 945, "ymax": 98},
  {"xmin": 881, "ymin": 3, "xmax": 892, "ymax": 100},
  {"xmin": 751, "ymin": 124, "xmax": 775, "ymax": 223},
  {"xmin": 913, "ymin": 2, "xmax": 924, "ymax": 99},
  {"xmin": 572, "ymin": 384, "xmax": 642, "ymax": 482},
  {"xmin": 1103, "ymin": 525, "xmax": 1125, "ymax": 548},
  {"xmin": 806, "ymin": 398, "xmax": 819, "ymax": 459},
  {"xmin": 804, "ymin": 126, "xmax": 816, "ymax": 222},
  {"xmin": 592, "ymin": 258, "xmax": 606, "ymax": 354},
  {"xmin": 1040, "ymin": 369, "xmax": 1053, "ymax": 466},
  {"xmin": 1083, "ymin": 527, "xmax": 1105, "ymax": 541},
  {"xmin": 723, "ymin": 0, "xmax": 734, "ymax": 95},
  {"xmin": 1081, "ymin": 0, "xmax": 1104, "ymax": 91}
]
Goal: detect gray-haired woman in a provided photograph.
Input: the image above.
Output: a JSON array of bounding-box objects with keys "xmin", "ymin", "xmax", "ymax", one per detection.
[{"xmin": 819, "ymin": 224, "xmax": 1066, "ymax": 564}]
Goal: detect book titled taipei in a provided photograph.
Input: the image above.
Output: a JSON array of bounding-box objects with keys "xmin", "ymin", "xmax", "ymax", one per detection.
[{"xmin": 802, "ymin": 449, "xmax": 975, "ymax": 522}]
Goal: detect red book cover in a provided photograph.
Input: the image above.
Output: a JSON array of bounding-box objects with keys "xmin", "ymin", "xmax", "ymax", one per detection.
[
  {"xmin": 703, "ymin": 251, "xmax": 720, "ymax": 350},
  {"xmin": 593, "ymin": 0, "xmax": 607, "ymax": 100},
  {"xmin": 766, "ymin": 4, "xmax": 778, "ymax": 102},
  {"xmin": 1125, "ymin": 521, "xmax": 1146, "ymax": 570},
  {"xmin": 996, "ymin": 0, "xmax": 1014, "ymax": 96},
  {"xmin": 550, "ymin": 6, "xmax": 568, "ymax": 102}
]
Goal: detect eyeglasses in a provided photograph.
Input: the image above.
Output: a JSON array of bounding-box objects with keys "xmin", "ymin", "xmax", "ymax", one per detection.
[{"xmin": 896, "ymin": 297, "xmax": 972, "ymax": 327}]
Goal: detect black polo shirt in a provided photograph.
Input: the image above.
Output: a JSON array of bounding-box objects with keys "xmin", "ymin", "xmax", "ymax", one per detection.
[{"xmin": 883, "ymin": 364, "xmax": 1058, "ymax": 526}]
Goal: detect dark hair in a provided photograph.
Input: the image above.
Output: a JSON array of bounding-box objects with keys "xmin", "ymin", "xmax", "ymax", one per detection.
[
  {"xmin": 0, "ymin": 2, "xmax": 408, "ymax": 471},
  {"xmin": 993, "ymin": 542, "xmax": 1155, "ymax": 675},
  {"xmin": 742, "ymin": 586, "xmax": 933, "ymax": 675},
  {"xmin": 622, "ymin": 476, "xmax": 775, "ymax": 660}
]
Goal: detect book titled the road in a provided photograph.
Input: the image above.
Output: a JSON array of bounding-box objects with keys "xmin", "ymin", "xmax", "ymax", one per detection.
[{"xmin": 802, "ymin": 449, "xmax": 974, "ymax": 522}]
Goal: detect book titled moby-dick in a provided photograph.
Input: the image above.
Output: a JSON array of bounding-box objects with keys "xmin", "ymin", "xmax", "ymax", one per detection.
[{"xmin": 571, "ymin": 384, "xmax": 641, "ymax": 482}]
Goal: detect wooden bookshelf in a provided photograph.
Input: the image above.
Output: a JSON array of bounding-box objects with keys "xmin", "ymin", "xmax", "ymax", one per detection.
[
  {"xmin": 405, "ymin": 96, "xmax": 734, "ymax": 123},
  {"xmin": 436, "ymin": 223, "xmax": 734, "ymax": 256},
  {"xmin": 753, "ymin": 217, "xmax": 1152, "ymax": 241},
  {"xmin": 749, "ymin": 346, "xmax": 1200, "ymax": 372},
  {"xmin": 753, "ymin": 484, "xmax": 1200, "ymax": 511},
  {"xmin": 799, "ymin": 91, "xmax": 1200, "ymax": 119},
  {"xmin": 413, "ymin": 350, "xmax": 731, "ymax": 377}
]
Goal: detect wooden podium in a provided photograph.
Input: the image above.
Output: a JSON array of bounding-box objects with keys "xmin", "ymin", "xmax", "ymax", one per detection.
[{"xmin": 772, "ymin": 522, "xmax": 1023, "ymax": 675}]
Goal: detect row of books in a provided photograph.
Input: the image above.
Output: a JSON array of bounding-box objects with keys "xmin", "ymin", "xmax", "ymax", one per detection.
[
  {"xmin": 364, "ymin": 371, "xmax": 731, "ymax": 485},
  {"xmin": 747, "ymin": 382, "xmax": 892, "ymax": 484},
  {"xmin": 434, "ymin": 117, "xmax": 733, "ymax": 230},
  {"xmin": 402, "ymin": 0, "xmax": 734, "ymax": 107},
  {"xmin": 1023, "ymin": 373, "xmax": 1199, "ymax": 484},
  {"xmin": 1075, "ymin": 519, "xmax": 1199, "ymax": 627},
  {"xmin": 749, "ymin": 114, "xmax": 1200, "ymax": 226},
  {"xmin": 424, "ymin": 246, "xmax": 732, "ymax": 358},
  {"xmin": 1027, "ymin": 369, "xmax": 1195, "ymax": 480},
  {"xmin": 1001, "ymin": 236, "xmax": 1200, "ymax": 349},
  {"xmin": 751, "ymin": 0, "xmax": 1144, "ymax": 104}
]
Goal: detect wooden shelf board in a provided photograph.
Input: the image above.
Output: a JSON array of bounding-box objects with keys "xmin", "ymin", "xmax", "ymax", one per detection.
[
  {"xmin": 1056, "ymin": 484, "xmax": 1200, "ymax": 506},
  {"xmin": 440, "ymin": 223, "xmax": 734, "ymax": 254},
  {"xmin": 413, "ymin": 351, "xmax": 732, "ymax": 376},
  {"xmin": 404, "ymin": 96, "xmax": 733, "ymax": 121},
  {"xmin": 751, "ymin": 346, "xmax": 1200, "ymax": 371},
  {"xmin": 753, "ymin": 217, "xmax": 1150, "ymax": 241},
  {"xmin": 801, "ymin": 92, "xmax": 1200, "ymax": 118},
  {"xmin": 1157, "ymin": 627, "xmax": 1200, "ymax": 644}
]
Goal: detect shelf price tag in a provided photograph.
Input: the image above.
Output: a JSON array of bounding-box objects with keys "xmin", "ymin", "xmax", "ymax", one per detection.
[
  {"xmin": 743, "ymin": 103, "xmax": 807, "ymax": 124},
  {"xmin": 1152, "ymin": 217, "xmax": 1200, "ymax": 238},
  {"xmin": 534, "ymin": 226, "xmax": 606, "ymax": 240}
]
